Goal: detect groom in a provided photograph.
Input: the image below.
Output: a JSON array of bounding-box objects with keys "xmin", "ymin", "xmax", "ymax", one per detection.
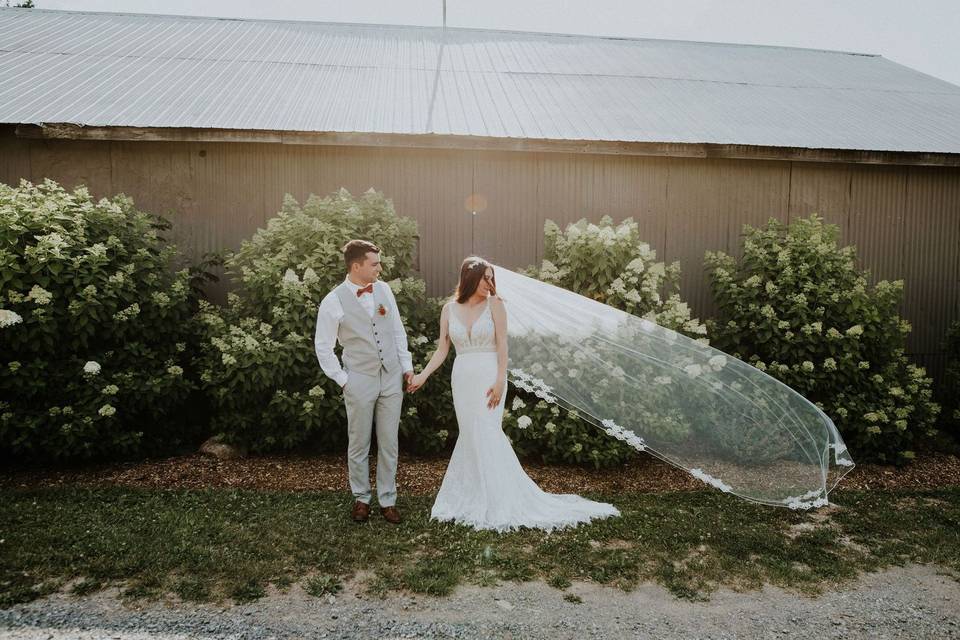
[{"xmin": 314, "ymin": 239, "xmax": 414, "ymax": 524}]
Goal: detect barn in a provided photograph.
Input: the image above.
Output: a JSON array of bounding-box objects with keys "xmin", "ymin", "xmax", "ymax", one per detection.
[{"xmin": 1, "ymin": 7, "xmax": 958, "ymax": 378}]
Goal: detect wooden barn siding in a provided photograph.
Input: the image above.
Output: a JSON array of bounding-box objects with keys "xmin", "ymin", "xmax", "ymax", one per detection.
[{"xmin": 1, "ymin": 133, "xmax": 957, "ymax": 379}]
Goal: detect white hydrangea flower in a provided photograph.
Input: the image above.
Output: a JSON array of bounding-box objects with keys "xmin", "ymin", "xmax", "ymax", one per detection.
[
  {"xmin": 222, "ymin": 353, "xmax": 237, "ymax": 366},
  {"xmin": 101, "ymin": 384, "xmax": 119, "ymax": 395},
  {"xmin": 113, "ymin": 303, "xmax": 140, "ymax": 322},
  {"xmin": 86, "ymin": 243, "xmax": 107, "ymax": 259},
  {"xmin": 26, "ymin": 285, "xmax": 53, "ymax": 305},
  {"xmin": 708, "ymin": 355, "xmax": 727, "ymax": 369},
  {"xmin": 823, "ymin": 358, "xmax": 837, "ymax": 371},
  {"xmin": 801, "ymin": 361, "xmax": 815, "ymax": 372},
  {"xmin": 308, "ymin": 385, "xmax": 325, "ymax": 398},
  {"xmin": 0, "ymin": 309, "xmax": 23, "ymax": 328},
  {"xmin": 151, "ymin": 292, "xmax": 170, "ymax": 307},
  {"xmin": 281, "ymin": 268, "xmax": 300, "ymax": 286},
  {"xmin": 517, "ymin": 415, "xmax": 533, "ymax": 429},
  {"xmin": 684, "ymin": 364, "xmax": 703, "ymax": 378},
  {"xmin": 845, "ymin": 325, "xmax": 864, "ymax": 337},
  {"xmin": 83, "ymin": 361, "xmax": 101, "ymax": 375},
  {"xmin": 167, "ymin": 365, "xmax": 183, "ymax": 376},
  {"xmin": 98, "ymin": 404, "xmax": 116, "ymax": 417},
  {"xmin": 302, "ymin": 267, "xmax": 318, "ymax": 282},
  {"xmin": 511, "ymin": 397, "xmax": 526, "ymax": 410}
]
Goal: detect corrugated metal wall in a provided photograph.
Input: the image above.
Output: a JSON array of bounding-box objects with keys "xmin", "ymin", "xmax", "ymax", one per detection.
[{"xmin": 1, "ymin": 131, "xmax": 957, "ymax": 379}]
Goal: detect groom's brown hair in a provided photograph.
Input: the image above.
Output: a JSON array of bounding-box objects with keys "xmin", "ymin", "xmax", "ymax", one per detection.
[{"xmin": 342, "ymin": 239, "xmax": 380, "ymax": 270}]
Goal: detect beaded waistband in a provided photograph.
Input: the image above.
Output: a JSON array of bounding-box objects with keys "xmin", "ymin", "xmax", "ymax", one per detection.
[{"xmin": 455, "ymin": 347, "xmax": 497, "ymax": 355}]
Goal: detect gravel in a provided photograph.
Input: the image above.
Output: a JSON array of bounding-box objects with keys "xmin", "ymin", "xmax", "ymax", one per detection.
[{"xmin": 2, "ymin": 564, "xmax": 958, "ymax": 639}]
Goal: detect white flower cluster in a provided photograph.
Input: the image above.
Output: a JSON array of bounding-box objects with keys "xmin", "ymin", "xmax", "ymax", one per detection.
[
  {"xmin": 25, "ymin": 232, "xmax": 69, "ymax": 263},
  {"xmin": 83, "ymin": 361, "xmax": 101, "ymax": 375},
  {"xmin": 0, "ymin": 309, "xmax": 23, "ymax": 328},
  {"xmin": 113, "ymin": 303, "xmax": 140, "ymax": 322},
  {"xmin": 26, "ymin": 285, "xmax": 53, "ymax": 306}
]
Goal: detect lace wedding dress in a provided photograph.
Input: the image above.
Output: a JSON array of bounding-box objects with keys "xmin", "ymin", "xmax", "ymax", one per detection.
[{"xmin": 430, "ymin": 297, "xmax": 621, "ymax": 532}]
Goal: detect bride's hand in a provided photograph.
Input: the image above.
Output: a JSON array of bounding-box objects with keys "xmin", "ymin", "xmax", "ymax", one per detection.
[
  {"xmin": 407, "ymin": 372, "xmax": 427, "ymax": 393},
  {"xmin": 485, "ymin": 380, "xmax": 504, "ymax": 409}
]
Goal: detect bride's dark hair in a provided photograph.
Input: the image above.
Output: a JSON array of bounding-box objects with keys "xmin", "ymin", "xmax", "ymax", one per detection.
[{"xmin": 453, "ymin": 256, "xmax": 497, "ymax": 304}]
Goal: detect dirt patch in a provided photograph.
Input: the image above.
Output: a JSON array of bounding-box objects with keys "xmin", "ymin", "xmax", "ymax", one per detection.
[{"xmin": 3, "ymin": 452, "xmax": 959, "ymax": 495}]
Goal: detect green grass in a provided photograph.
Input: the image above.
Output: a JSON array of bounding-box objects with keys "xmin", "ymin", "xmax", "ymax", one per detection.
[{"xmin": 1, "ymin": 487, "xmax": 958, "ymax": 607}]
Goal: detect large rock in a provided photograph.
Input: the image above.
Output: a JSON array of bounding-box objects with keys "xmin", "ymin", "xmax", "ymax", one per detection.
[{"xmin": 199, "ymin": 435, "xmax": 247, "ymax": 460}]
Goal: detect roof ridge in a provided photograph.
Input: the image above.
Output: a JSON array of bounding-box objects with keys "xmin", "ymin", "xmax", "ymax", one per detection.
[{"xmin": 1, "ymin": 6, "xmax": 879, "ymax": 58}]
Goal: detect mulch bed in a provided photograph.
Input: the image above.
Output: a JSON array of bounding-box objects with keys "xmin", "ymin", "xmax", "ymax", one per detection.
[{"xmin": 3, "ymin": 451, "xmax": 959, "ymax": 495}]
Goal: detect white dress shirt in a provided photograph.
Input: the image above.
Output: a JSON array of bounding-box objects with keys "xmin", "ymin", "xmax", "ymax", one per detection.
[{"xmin": 314, "ymin": 276, "xmax": 414, "ymax": 387}]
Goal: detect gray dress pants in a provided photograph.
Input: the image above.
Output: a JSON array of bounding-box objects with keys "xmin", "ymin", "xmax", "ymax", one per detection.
[{"xmin": 342, "ymin": 365, "xmax": 403, "ymax": 507}]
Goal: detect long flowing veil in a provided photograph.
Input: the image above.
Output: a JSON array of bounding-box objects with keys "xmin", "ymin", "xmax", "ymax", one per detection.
[{"xmin": 494, "ymin": 265, "xmax": 855, "ymax": 509}]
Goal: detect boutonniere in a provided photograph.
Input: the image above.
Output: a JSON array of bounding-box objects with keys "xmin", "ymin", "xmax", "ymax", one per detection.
[{"xmin": 377, "ymin": 304, "xmax": 388, "ymax": 316}]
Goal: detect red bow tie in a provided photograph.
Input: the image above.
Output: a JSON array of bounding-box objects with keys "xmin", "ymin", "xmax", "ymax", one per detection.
[{"xmin": 356, "ymin": 284, "xmax": 374, "ymax": 297}]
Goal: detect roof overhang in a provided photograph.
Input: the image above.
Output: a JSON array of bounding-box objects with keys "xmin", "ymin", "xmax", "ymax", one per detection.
[{"xmin": 13, "ymin": 123, "xmax": 960, "ymax": 167}]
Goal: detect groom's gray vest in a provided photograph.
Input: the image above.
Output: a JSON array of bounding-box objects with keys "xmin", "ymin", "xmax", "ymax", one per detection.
[{"xmin": 335, "ymin": 282, "xmax": 400, "ymax": 376}]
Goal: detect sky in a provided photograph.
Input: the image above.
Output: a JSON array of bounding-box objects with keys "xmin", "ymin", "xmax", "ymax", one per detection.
[{"xmin": 21, "ymin": 0, "xmax": 960, "ymax": 88}]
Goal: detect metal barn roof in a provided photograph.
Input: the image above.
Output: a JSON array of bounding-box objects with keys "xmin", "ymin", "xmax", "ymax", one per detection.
[{"xmin": 2, "ymin": 8, "xmax": 960, "ymax": 154}]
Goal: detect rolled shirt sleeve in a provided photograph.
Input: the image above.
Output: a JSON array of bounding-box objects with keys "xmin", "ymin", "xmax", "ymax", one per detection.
[
  {"xmin": 383, "ymin": 283, "xmax": 414, "ymax": 374},
  {"xmin": 314, "ymin": 293, "xmax": 349, "ymax": 388}
]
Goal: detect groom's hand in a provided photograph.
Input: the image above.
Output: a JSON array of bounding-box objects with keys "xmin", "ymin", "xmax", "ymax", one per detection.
[{"xmin": 403, "ymin": 371, "xmax": 414, "ymax": 392}]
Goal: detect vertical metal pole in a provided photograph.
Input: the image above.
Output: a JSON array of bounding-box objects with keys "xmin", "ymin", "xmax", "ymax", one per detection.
[
  {"xmin": 442, "ymin": 0, "xmax": 447, "ymax": 29},
  {"xmin": 471, "ymin": 211, "xmax": 476, "ymax": 254}
]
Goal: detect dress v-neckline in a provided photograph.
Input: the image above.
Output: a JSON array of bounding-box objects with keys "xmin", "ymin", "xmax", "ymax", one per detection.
[{"xmin": 453, "ymin": 298, "xmax": 490, "ymax": 340}]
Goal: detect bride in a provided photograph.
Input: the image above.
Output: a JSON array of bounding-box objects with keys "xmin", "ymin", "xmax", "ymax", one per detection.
[{"xmin": 406, "ymin": 256, "xmax": 620, "ymax": 532}]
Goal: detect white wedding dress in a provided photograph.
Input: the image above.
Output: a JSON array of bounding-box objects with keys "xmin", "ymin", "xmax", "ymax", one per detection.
[{"xmin": 430, "ymin": 297, "xmax": 621, "ymax": 532}]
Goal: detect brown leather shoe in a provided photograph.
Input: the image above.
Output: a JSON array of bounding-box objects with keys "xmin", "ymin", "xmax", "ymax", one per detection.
[
  {"xmin": 351, "ymin": 500, "xmax": 370, "ymax": 522},
  {"xmin": 380, "ymin": 506, "xmax": 401, "ymax": 524}
]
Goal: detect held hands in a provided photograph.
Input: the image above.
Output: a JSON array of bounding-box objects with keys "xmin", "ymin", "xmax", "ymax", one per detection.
[
  {"xmin": 406, "ymin": 371, "xmax": 427, "ymax": 393},
  {"xmin": 485, "ymin": 377, "xmax": 505, "ymax": 409}
]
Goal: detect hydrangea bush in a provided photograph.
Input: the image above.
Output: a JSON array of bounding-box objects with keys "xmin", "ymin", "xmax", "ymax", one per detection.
[
  {"xmin": 197, "ymin": 188, "xmax": 456, "ymax": 453},
  {"xmin": 705, "ymin": 214, "xmax": 940, "ymax": 464},
  {"xmin": 528, "ymin": 216, "xmax": 708, "ymax": 335},
  {"xmin": 502, "ymin": 216, "xmax": 708, "ymax": 467},
  {"xmin": 0, "ymin": 180, "xmax": 201, "ymax": 461}
]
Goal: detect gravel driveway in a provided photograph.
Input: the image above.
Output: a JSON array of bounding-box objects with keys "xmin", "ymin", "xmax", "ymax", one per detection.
[{"xmin": 2, "ymin": 564, "xmax": 958, "ymax": 639}]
